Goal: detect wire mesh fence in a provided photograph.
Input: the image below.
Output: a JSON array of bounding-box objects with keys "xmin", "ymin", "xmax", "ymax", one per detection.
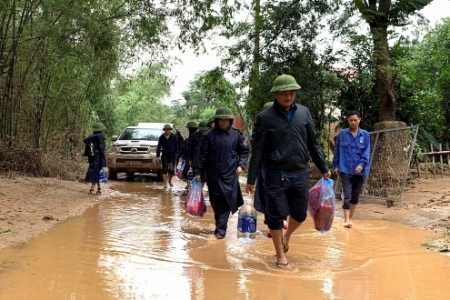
[{"xmin": 361, "ymin": 125, "xmax": 419, "ymax": 204}]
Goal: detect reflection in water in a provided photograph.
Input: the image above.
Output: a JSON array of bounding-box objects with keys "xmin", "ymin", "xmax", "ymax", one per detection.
[
  {"xmin": 0, "ymin": 179, "xmax": 449, "ymax": 300},
  {"xmin": 98, "ymin": 188, "xmax": 194, "ymax": 300}
]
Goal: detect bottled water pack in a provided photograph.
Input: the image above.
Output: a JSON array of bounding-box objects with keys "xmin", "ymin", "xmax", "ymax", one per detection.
[{"xmin": 237, "ymin": 202, "xmax": 257, "ymax": 242}]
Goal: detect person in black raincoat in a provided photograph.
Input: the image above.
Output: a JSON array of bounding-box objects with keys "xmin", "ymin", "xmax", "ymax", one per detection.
[
  {"xmin": 195, "ymin": 107, "xmax": 249, "ymax": 239},
  {"xmin": 179, "ymin": 121, "xmax": 198, "ymax": 189},
  {"xmin": 84, "ymin": 122, "xmax": 107, "ymax": 195},
  {"xmin": 189, "ymin": 121, "xmax": 209, "ymax": 187}
]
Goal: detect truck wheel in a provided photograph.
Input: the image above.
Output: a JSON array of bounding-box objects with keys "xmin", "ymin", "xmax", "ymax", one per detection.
[
  {"xmin": 108, "ymin": 169, "xmax": 118, "ymax": 180},
  {"xmin": 157, "ymin": 170, "xmax": 164, "ymax": 182}
]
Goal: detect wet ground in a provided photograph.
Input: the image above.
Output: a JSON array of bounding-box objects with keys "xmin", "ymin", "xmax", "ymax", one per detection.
[{"xmin": 0, "ymin": 176, "xmax": 449, "ymax": 299}]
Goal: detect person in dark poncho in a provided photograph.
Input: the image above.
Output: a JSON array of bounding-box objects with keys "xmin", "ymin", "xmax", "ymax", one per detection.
[
  {"xmin": 179, "ymin": 121, "xmax": 198, "ymax": 189},
  {"xmin": 84, "ymin": 122, "xmax": 107, "ymax": 195},
  {"xmin": 195, "ymin": 107, "xmax": 249, "ymax": 239},
  {"xmin": 189, "ymin": 121, "xmax": 209, "ymax": 187}
]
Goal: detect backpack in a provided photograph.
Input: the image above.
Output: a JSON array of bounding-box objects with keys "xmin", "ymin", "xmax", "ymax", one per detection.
[{"xmin": 83, "ymin": 142, "xmax": 94, "ymax": 157}]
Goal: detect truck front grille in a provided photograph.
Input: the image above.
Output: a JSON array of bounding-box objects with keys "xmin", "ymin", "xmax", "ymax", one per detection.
[{"xmin": 119, "ymin": 147, "xmax": 149, "ymax": 154}]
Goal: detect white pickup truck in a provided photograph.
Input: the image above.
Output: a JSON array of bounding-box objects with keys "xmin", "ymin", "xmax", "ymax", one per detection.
[{"xmin": 107, "ymin": 122, "xmax": 171, "ymax": 180}]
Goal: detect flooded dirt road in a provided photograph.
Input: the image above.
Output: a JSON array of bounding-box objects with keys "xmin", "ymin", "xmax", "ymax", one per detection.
[{"xmin": 0, "ymin": 178, "xmax": 449, "ymax": 299}]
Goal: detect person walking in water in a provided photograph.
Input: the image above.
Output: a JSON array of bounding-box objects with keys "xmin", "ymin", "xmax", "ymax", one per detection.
[
  {"xmin": 246, "ymin": 74, "xmax": 331, "ymax": 269},
  {"xmin": 333, "ymin": 110, "xmax": 370, "ymax": 228},
  {"xmin": 156, "ymin": 124, "xmax": 178, "ymax": 189},
  {"xmin": 179, "ymin": 121, "xmax": 198, "ymax": 189},
  {"xmin": 195, "ymin": 107, "xmax": 249, "ymax": 239},
  {"xmin": 84, "ymin": 122, "xmax": 107, "ymax": 195},
  {"xmin": 190, "ymin": 121, "xmax": 209, "ymax": 187}
]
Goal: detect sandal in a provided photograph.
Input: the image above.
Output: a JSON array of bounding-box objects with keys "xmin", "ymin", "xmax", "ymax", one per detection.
[
  {"xmin": 96, "ymin": 188, "xmax": 101, "ymax": 195},
  {"xmin": 89, "ymin": 189, "xmax": 95, "ymax": 195},
  {"xmin": 276, "ymin": 260, "xmax": 290, "ymax": 270}
]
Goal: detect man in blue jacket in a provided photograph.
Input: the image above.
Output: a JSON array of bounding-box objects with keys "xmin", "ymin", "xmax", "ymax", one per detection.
[
  {"xmin": 333, "ymin": 110, "xmax": 370, "ymax": 228},
  {"xmin": 246, "ymin": 74, "xmax": 331, "ymax": 269}
]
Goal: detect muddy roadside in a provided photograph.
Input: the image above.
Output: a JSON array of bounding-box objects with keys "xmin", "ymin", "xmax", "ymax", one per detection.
[{"xmin": 0, "ymin": 173, "xmax": 449, "ymax": 252}]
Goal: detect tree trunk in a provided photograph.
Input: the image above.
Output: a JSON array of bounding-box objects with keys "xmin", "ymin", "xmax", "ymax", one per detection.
[{"xmin": 370, "ymin": 24, "xmax": 396, "ymax": 122}]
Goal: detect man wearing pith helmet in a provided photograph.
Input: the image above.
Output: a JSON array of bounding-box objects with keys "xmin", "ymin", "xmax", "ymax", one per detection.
[
  {"xmin": 246, "ymin": 74, "xmax": 331, "ymax": 269},
  {"xmin": 195, "ymin": 107, "xmax": 249, "ymax": 239},
  {"xmin": 179, "ymin": 121, "xmax": 198, "ymax": 188},
  {"xmin": 156, "ymin": 124, "xmax": 178, "ymax": 189},
  {"xmin": 189, "ymin": 121, "xmax": 209, "ymax": 187}
]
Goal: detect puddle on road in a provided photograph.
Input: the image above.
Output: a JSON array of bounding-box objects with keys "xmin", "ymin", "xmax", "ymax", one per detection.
[{"xmin": 0, "ymin": 178, "xmax": 449, "ymax": 300}]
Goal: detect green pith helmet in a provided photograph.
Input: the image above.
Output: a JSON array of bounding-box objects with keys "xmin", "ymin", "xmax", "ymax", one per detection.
[
  {"xmin": 208, "ymin": 117, "xmax": 214, "ymax": 124},
  {"xmin": 163, "ymin": 124, "xmax": 172, "ymax": 130},
  {"xmin": 263, "ymin": 102, "xmax": 273, "ymax": 110},
  {"xmin": 214, "ymin": 107, "xmax": 234, "ymax": 120},
  {"xmin": 269, "ymin": 74, "xmax": 301, "ymax": 93},
  {"xmin": 198, "ymin": 121, "xmax": 209, "ymax": 131},
  {"xmin": 186, "ymin": 121, "xmax": 198, "ymax": 128},
  {"xmin": 92, "ymin": 122, "xmax": 106, "ymax": 132}
]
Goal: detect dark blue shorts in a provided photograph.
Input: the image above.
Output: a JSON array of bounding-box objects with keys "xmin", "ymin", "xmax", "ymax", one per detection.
[
  {"xmin": 161, "ymin": 153, "xmax": 176, "ymax": 174},
  {"xmin": 265, "ymin": 171, "xmax": 309, "ymax": 230},
  {"xmin": 340, "ymin": 173, "xmax": 364, "ymax": 209}
]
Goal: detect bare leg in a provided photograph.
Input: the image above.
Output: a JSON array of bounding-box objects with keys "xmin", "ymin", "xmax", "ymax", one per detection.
[
  {"xmin": 163, "ymin": 174, "xmax": 168, "ymax": 188},
  {"xmin": 347, "ymin": 204, "xmax": 357, "ymax": 227},
  {"xmin": 344, "ymin": 204, "xmax": 357, "ymax": 228},
  {"xmin": 344, "ymin": 209, "xmax": 350, "ymax": 223},
  {"xmin": 270, "ymin": 229, "xmax": 289, "ymax": 269},
  {"xmin": 168, "ymin": 174, "xmax": 174, "ymax": 187},
  {"xmin": 89, "ymin": 183, "xmax": 96, "ymax": 194},
  {"xmin": 282, "ymin": 217, "xmax": 301, "ymax": 253}
]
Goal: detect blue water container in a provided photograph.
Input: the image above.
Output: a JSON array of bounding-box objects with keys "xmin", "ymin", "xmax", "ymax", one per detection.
[{"xmin": 99, "ymin": 169, "xmax": 108, "ymax": 184}]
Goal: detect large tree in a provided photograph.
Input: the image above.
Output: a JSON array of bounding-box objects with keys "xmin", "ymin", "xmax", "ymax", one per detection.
[{"xmin": 337, "ymin": 0, "xmax": 433, "ymax": 122}]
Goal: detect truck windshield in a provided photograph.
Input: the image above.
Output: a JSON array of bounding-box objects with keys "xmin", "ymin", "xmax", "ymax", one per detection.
[{"xmin": 118, "ymin": 128, "xmax": 162, "ymax": 141}]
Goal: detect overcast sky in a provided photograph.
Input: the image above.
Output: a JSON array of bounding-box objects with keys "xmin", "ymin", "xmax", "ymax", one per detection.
[{"xmin": 162, "ymin": 0, "xmax": 450, "ymax": 105}]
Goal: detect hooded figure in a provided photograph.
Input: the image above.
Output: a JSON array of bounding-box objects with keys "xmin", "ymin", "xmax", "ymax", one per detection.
[
  {"xmin": 195, "ymin": 107, "xmax": 249, "ymax": 239},
  {"xmin": 179, "ymin": 121, "xmax": 198, "ymax": 185},
  {"xmin": 84, "ymin": 122, "xmax": 107, "ymax": 195}
]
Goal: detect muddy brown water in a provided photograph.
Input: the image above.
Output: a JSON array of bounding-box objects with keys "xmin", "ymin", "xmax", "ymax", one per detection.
[{"xmin": 1, "ymin": 178, "xmax": 449, "ymax": 300}]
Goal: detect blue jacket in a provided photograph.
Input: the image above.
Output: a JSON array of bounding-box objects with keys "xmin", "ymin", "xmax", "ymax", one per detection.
[{"xmin": 333, "ymin": 128, "xmax": 370, "ymax": 176}]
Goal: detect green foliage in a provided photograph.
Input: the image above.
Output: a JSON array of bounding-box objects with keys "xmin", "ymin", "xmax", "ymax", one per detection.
[
  {"xmin": 108, "ymin": 63, "xmax": 171, "ymax": 134},
  {"xmin": 174, "ymin": 68, "xmax": 238, "ymax": 126},
  {"xmin": 221, "ymin": 0, "xmax": 340, "ymax": 133},
  {"xmin": 331, "ymin": 0, "xmax": 433, "ymax": 122},
  {"xmin": 396, "ymin": 18, "xmax": 450, "ymax": 144}
]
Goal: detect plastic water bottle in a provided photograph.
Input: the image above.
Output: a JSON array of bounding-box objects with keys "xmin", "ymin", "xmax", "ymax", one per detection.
[
  {"xmin": 99, "ymin": 169, "xmax": 108, "ymax": 184},
  {"xmin": 187, "ymin": 167, "xmax": 194, "ymax": 181},
  {"xmin": 237, "ymin": 202, "xmax": 257, "ymax": 242}
]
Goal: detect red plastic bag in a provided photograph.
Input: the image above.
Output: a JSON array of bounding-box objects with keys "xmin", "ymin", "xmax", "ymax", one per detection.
[
  {"xmin": 185, "ymin": 178, "xmax": 207, "ymax": 217},
  {"xmin": 308, "ymin": 178, "xmax": 335, "ymax": 232}
]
